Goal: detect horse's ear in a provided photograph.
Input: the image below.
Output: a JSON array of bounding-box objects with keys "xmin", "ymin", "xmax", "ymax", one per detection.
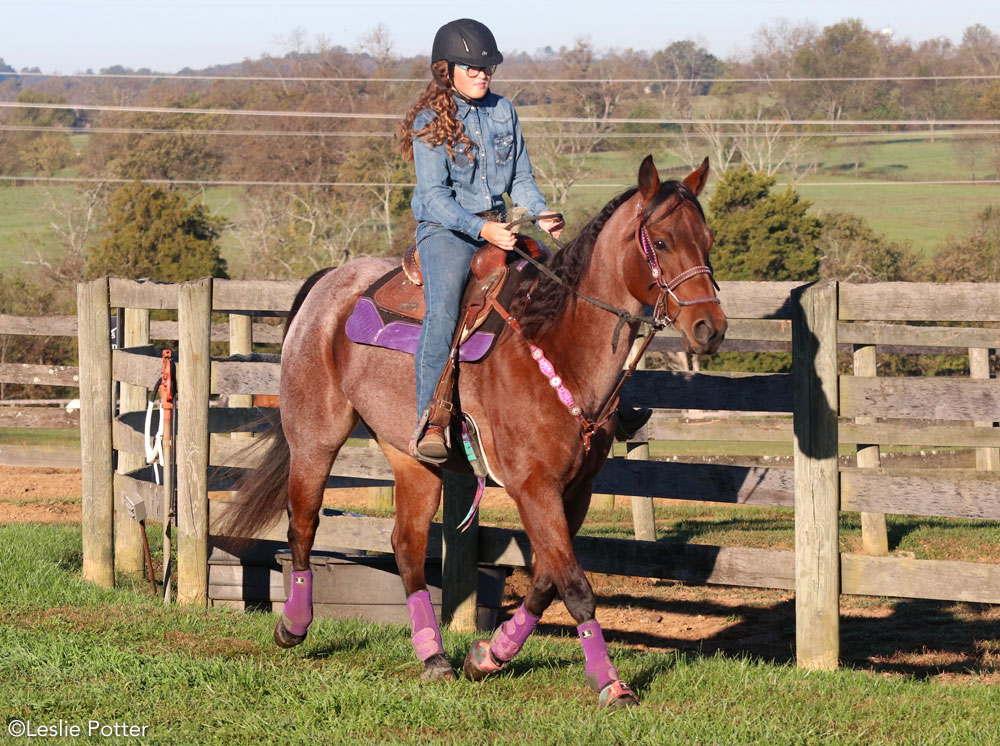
[
  {"xmin": 638, "ymin": 154, "xmax": 660, "ymax": 203},
  {"xmin": 683, "ymin": 157, "xmax": 710, "ymax": 196}
]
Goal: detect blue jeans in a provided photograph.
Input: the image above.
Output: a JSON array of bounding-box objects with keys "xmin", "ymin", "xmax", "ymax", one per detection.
[{"xmin": 414, "ymin": 223, "xmax": 483, "ymax": 421}]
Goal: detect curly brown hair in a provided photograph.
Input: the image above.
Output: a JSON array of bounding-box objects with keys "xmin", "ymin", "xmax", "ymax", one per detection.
[{"xmin": 397, "ymin": 60, "xmax": 475, "ymax": 163}]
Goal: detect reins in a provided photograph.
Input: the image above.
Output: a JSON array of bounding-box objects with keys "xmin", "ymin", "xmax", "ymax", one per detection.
[{"xmin": 503, "ymin": 206, "xmax": 720, "ymax": 451}]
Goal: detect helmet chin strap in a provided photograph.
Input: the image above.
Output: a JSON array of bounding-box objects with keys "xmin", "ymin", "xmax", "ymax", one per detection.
[{"xmin": 433, "ymin": 62, "xmax": 487, "ymax": 106}]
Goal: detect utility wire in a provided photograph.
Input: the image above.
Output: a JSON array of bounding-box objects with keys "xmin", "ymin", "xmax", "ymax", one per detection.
[
  {"xmin": 10, "ymin": 71, "xmax": 1000, "ymax": 83},
  {"xmin": 6, "ymin": 124, "xmax": 1000, "ymax": 139},
  {"xmin": 3, "ymin": 101, "xmax": 1000, "ymax": 127},
  {"xmin": 4, "ymin": 175, "xmax": 999, "ymax": 189}
]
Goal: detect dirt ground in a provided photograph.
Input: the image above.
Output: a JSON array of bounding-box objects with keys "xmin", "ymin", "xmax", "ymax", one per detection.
[{"xmin": 4, "ymin": 464, "xmax": 1000, "ymax": 682}]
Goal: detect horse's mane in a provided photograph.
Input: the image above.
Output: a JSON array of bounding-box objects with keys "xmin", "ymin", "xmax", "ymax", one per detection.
[{"xmin": 514, "ymin": 180, "xmax": 703, "ymax": 339}]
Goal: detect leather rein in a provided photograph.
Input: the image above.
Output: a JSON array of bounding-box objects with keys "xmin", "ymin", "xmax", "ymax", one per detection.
[{"xmin": 502, "ymin": 204, "xmax": 721, "ymax": 450}]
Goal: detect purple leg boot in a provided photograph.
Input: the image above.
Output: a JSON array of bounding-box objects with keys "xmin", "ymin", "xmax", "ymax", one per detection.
[
  {"xmin": 407, "ymin": 590, "xmax": 455, "ymax": 680},
  {"xmin": 578, "ymin": 619, "xmax": 639, "ymax": 707},
  {"xmin": 274, "ymin": 569, "xmax": 313, "ymax": 648},
  {"xmin": 464, "ymin": 602, "xmax": 539, "ymax": 681}
]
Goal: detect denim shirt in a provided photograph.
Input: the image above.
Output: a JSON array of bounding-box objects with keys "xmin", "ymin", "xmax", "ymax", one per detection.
[{"xmin": 410, "ymin": 92, "xmax": 549, "ymax": 240}]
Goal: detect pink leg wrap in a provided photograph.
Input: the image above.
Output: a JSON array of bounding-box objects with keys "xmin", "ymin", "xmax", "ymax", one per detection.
[
  {"xmin": 407, "ymin": 590, "xmax": 445, "ymax": 662},
  {"xmin": 489, "ymin": 603, "xmax": 540, "ymax": 662},
  {"xmin": 281, "ymin": 570, "xmax": 313, "ymax": 636},
  {"xmin": 578, "ymin": 619, "xmax": 620, "ymax": 693}
]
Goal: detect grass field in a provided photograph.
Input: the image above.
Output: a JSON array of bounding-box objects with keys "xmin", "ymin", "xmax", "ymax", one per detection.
[
  {"xmin": 4, "ymin": 521, "xmax": 1000, "ymax": 745},
  {"xmin": 2, "ymin": 134, "xmax": 999, "ymax": 276}
]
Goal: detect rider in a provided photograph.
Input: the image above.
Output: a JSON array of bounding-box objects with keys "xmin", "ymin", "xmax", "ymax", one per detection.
[{"xmin": 398, "ymin": 18, "xmax": 564, "ymax": 462}]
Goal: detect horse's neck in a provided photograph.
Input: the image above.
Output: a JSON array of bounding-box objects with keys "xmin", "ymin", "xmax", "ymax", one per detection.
[{"xmin": 540, "ymin": 229, "xmax": 642, "ymax": 414}]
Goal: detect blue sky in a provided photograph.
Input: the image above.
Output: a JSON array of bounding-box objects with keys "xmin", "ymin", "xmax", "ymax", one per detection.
[{"xmin": 1, "ymin": 0, "xmax": 997, "ymax": 73}]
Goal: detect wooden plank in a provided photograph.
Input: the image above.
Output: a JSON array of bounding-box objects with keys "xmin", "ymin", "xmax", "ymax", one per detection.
[
  {"xmin": 594, "ymin": 459, "xmax": 793, "ymax": 506},
  {"xmin": 212, "ymin": 279, "xmax": 301, "ymax": 312},
  {"xmin": 646, "ymin": 416, "xmax": 793, "ymax": 443},
  {"xmin": 841, "ymin": 468, "xmax": 1000, "ymax": 520},
  {"xmin": 177, "ymin": 278, "xmax": 212, "ymax": 607},
  {"xmin": 78, "ymin": 277, "xmax": 115, "ymax": 589},
  {"xmin": 207, "ymin": 406, "xmax": 278, "ymax": 434},
  {"xmin": 227, "ymin": 314, "xmax": 254, "ymax": 414},
  {"xmin": 0, "ymin": 314, "xmax": 77, "ymax": 336},
  {"xmin": 211, "ymin": 358, "xmax": 281, "ymax": 396},
  {"xmin": 0, "ymin": 407, "xmax": 79, "ymax": 429},
  {"xmin": 853, "ymin": 343, "xmax": 888, "ymax": 557},
  {"xmin": 792, "ymin": 280, "xmax": 840, "ymax": 671},
  {"xmin": 840, "ymin": 377, "xmax": 1000, "ymax": 422},
  {"xmin": 839, "ymin": 282, "xmax": 1000, "ymax": 322},
  {"xmin": 210, "ymin": 436, "xmax": 392, "ymax": 480},
  {"xmin": 622, "ymin": 370, "xmax": 792, "ymax": 413},
  {"xmin": 0, "ymin": 444, "xmax": 81, "ymax": 468},
  {"xmin": 841, "ymin": 553, "xmax": 1000, "ymax": 605},
  {"xmin": 838, "ymin": 321, "xmax": 1000, "ymax": 350},
  {"xmin": 716, "ymin": 281, "xmax": 806, "ymax": 320},
  {"xmin": 839, "ymin": 422, "xmax": 1000, "ymax": 448},
  {"xmin": 112, "ymin": 347, "xmax": 163, "ymax": 389},
  {"xmin": 0, "ymin": 363, "xmax": 80, "ymax": 387},
  {"xmin": 146, "ymin": 320, "xmax": 283, "ymax": 344},
  {"xmin": 971, "ymin": 348, "xmax": 1000, "ymax": 472},
  {"xmin": 115, "ymin": 307, "xmax": 150, "ymax": 575},
  {"xmin": 108, "ymin": 278, "xmax": 179, "ymax": 309}
]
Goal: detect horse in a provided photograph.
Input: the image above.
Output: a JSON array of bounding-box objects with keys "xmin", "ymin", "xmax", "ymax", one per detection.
[{"xmin": 217, "ymin": 155, "xmax": 728, "ymax": 708}]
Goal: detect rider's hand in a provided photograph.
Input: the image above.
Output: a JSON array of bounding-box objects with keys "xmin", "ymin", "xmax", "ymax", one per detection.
[
  {"xmin": 480, "ymin": 221, "xmax": 517, "ymax": 250},
  {"xmin": 537, "ymin": 212, "xmax": 565, "ymax": 240}
]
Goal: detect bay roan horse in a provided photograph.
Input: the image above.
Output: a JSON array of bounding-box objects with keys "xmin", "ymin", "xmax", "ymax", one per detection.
[{"xmin": 217, "ymin": 155, "xmax": 727, "ymax": 707}]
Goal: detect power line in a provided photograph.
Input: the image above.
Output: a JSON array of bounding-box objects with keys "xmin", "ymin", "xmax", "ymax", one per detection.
[
  {"xmin": 10, "ymin": 70, "xmax": 1000, "ymax": 84},
  {"xmin": 3, "ymin": 101, "xmax": 1000, "ymax": 127},
  {"xmin": 7, "ymin": 124, "xmax": 1000, "ymax": 139},
  {"xmin": 4, "ymin": 175, "xmax": 999, "ymax": 189}
]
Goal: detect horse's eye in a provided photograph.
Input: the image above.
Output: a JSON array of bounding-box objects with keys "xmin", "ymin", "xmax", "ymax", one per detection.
[{"xmin": 654, "ymin": 239, "xmax": 669, "ymax": 251}]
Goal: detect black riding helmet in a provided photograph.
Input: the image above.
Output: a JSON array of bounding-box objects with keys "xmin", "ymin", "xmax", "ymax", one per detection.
[{"xmin": 432, "ymin": 19, "xmax": 503, "ymax": 68}]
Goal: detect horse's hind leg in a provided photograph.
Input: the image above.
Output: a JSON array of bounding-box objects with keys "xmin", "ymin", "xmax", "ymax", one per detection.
[
  {"xmin": 274, "ymin": 404, "xmax": 358, "ymax": 649},
  {"xmin": 381, "ymin": 440, "xmax": 454, "ymax": 681}
]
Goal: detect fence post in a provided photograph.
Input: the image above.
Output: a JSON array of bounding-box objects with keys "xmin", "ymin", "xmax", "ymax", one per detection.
[
  {"xmin": 971, "ymin": 347, "xmax": 1000, "ymax": 471},
  {"xmin": 228, "ymin": 313, "xmax": 253, "ymax": 433},
  {"xmin": 626, "ymin": 337, "xmax": 655, "ymax": 540},
  {"xmin": 853, "ymin": 343, "xmax": 888, "ymax": 556},
  {"xmin": 115, "ymin": 307, "xmax": 150, "ymax": 575},
  {"xmin": 442, "ymin": 471, "xmax": 479, "ymax": 631},
  {"xmin": 792, "ymin": 280, "xmax": 840, "ymax": 671},
  {"xmin": 78, "ymin": 278, "xmax": 115, "ymax": 588},
  {"xmin": 177, "ymin": 278, "xmax": 213, "ymax": 607}
]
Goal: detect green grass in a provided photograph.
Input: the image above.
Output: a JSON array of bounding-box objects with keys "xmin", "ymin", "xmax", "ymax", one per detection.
[
  {"xmin": 0, "ymin": 427, "xmax": 80, "ymax": 448},
  {"xmin": 4, "ymin": 523, "xmax": 1000, "ymax": 745}
]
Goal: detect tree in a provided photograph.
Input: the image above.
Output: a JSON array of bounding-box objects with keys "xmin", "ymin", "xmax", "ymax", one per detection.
[
  {"xmin": 0, "ymin": 89, "xmax": 77, "ymax": 175},
  {"xmin": 817, "ymin": 211, "xmax": 916, "ymax": 281},
  {"xmin": 86, "ymin": 181, "xmax": 227, "ymax": 281},
  {"xmin": 928, "ymin": 205, "xmax": 1000, "ymax": 282},
  {"xmin": 708, "ymin": 166, "xmax": 821, "ymax": 281}
]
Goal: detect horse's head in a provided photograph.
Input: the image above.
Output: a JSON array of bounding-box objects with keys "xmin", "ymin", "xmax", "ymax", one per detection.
[{"xmin": 621, "ymin": 155, "xmax": 727, "ymax": 355}]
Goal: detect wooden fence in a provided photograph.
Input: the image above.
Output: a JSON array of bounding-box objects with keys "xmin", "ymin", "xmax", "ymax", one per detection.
[{"xmin": 5, "ymin": 276, "xmax": 1000, "ymax": 668}]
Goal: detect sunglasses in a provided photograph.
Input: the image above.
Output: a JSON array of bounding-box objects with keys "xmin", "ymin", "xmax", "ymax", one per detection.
[{"xmin": 454, "ymin": 63, "xmax": 497, "ymax": 77}]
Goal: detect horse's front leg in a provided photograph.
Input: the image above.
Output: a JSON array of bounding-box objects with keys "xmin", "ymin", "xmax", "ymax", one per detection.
[
  {"xmin": 465, "ymin": 476, "xmax": 638, "ymax": 707},
  {"xmin": 384, "ymin": 442, "xmax": 455, "ymax": 681}
]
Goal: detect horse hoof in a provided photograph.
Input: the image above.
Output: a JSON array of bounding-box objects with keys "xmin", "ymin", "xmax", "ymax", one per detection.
[
  {"xmin": 598, "ymin": 680, "xmax": 640, "ymax": 708},
  {"xmin": 273, "ymin": 618, "xmax": 307, "ymax": 649},
  {"xmin": 463, "ymin": 638, "xmax": 507, "ymax": 682},
  {"xmin": 420, "ymin": 653, "xmax": 457, "ymax": 681}
]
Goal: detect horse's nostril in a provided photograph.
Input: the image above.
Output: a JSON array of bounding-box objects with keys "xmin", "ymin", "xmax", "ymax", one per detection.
[{"xmin": 693, "ymin": 319, "xmax": 714, "ymax": 346}]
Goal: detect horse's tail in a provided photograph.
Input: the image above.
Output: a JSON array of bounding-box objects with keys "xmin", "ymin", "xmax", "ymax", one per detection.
[{"xmin": 214, "ymin": 267, "xmax": 334, "ymax": 547}]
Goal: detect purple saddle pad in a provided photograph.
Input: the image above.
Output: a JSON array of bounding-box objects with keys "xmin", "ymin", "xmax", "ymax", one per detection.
[{"xmin": 345, "ymin": 296, "xmax": 495, "ymax": 362}]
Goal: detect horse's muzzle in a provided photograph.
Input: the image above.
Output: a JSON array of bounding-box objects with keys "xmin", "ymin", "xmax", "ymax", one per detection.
[{"xmin": 686, "ymin": 316, "xmax": 727, "ymax": 355}]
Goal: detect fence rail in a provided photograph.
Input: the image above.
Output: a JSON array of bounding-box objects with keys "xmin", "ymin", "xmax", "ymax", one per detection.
[{"xmin": 4, "ymin": 276, "xmax": 999, "ymax": 669}]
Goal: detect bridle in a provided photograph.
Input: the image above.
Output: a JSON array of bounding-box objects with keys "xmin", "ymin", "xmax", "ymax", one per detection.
[
  {"xmin": 633, "ymin": 200, "xmax": 721, "ymax": 327},
  {"xmin": 500, "ymin": 198, "xmax": 722, "ymax": 452}
]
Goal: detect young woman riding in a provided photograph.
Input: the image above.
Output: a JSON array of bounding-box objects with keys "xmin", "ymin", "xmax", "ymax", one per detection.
[{"xmin": 398, "ymin": 18, "xmax": 564, "ymax": 462}]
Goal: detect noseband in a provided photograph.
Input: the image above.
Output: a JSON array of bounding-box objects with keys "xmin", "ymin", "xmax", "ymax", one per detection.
[{"xmin": 635, "ymin": 201, "xmax": 721, "ymax": 326}]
